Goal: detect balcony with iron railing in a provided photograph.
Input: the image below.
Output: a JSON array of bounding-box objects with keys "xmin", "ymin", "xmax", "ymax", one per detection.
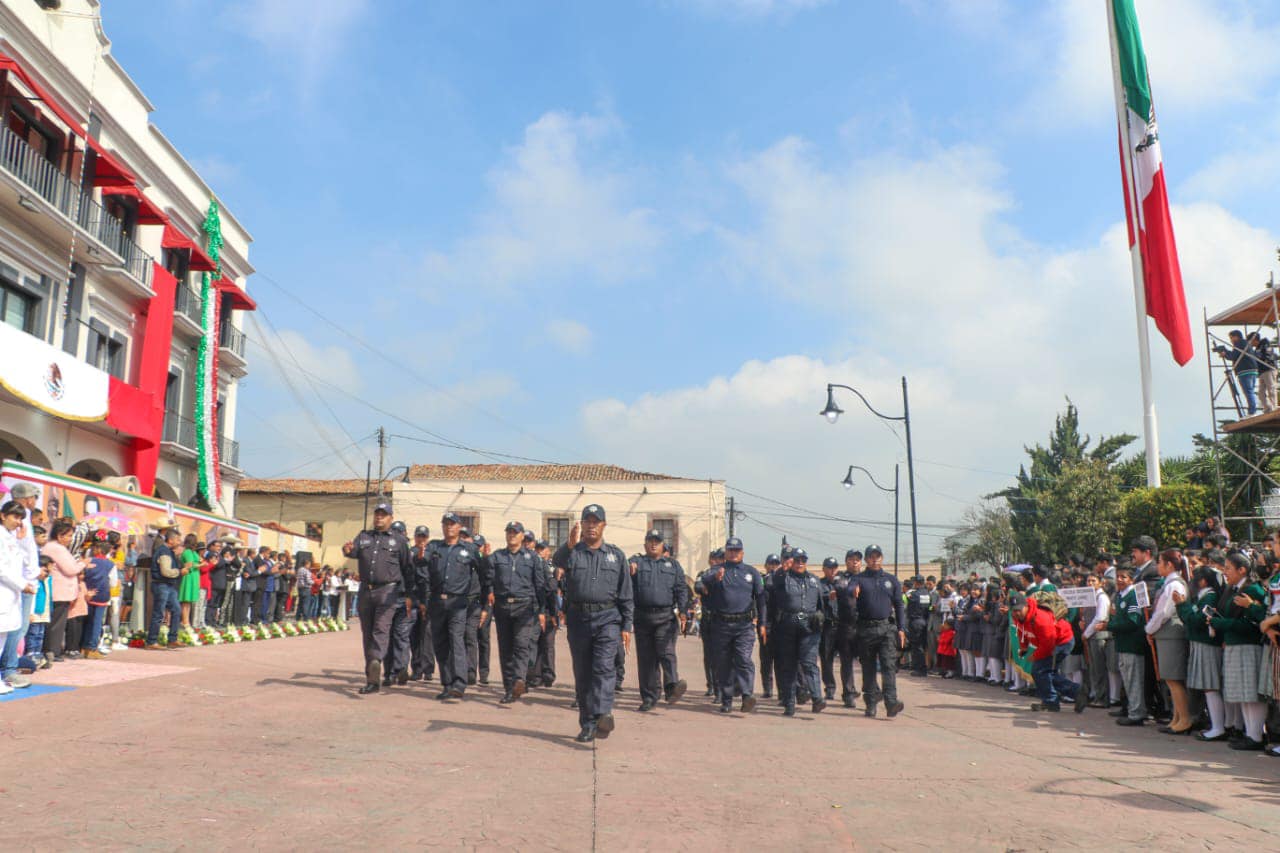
[
  {"xmin": 172, "ymin": 282, "xmax": 203, "ymax": 334},
  {"xmin": 218, "ymin": 323, "xmax": 247, "ymax": 373},
  {"xmin": 161, "ymin": 410, "xmax": 196, "ymax": 451},
  {"xmin": 0, "ymin": 124, "xmax": 153, "ymax": 291},
  {"xmin": 220, "ymin": 434, "xmax": 241, "ymax": 471}
]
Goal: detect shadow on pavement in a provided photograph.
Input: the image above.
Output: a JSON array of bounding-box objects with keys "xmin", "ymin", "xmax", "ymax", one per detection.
[{"xmin": 424, "ymin": 717, "xmax": 588, "ymax": 750}]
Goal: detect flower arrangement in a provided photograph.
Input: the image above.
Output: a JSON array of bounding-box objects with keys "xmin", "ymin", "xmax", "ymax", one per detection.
[
  {"xmin": 335, "ymin": 618, "xmax": 349, "ymax": 631},
  {"xmin": 222, "ymin": 626, "xmax": 242, "ymax": 643},
  {"xmin": 269, "ymin": 622, "xmax": 285, "ymax": 639},
  {"xmin": 283, "ymin": 622, "xmax": 300, "ymax": 637},
  {"xmin": 176, "ymin": 627, "xmax": 202, "ymax": 646},
  {"xmin": 199, "ymin": 626, "xmax": 223, "ymax": 645},
  {"xmin": 253, "ymin": 623, "xmax": 270, "ymax": 640},
  {"xmin": 158, "ymin": 624, "xmax": 170, "ymax": 644},
  {"xmin": 128, "ymin": 630, "xmax": 147, "ymax": 648}
]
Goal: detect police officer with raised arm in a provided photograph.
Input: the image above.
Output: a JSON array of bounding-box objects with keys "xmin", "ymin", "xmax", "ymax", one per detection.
[
  {"xmin": 771, "ymin": 548, "xmax": 826, "ymax": 717},
  {"xmin": 419, "ymin": 512, "xmax": 490, "ymax": 701},
  {"xmin": 699, "ymin": 536, "xmax": 767, "ymax": 714},
  {"xmin": 342, "ymin": 501, "xmax": 413, "ymax": 695},
  {"xmin": 490, "ymin": 521, "xmax": 549, "ymax": 704},
  {"xmin": 629, "ymin": 529, "xmax": 690, "ymax": 711},
  {"xmin": 850, "ymin": 544, "xmax": 906, "ymax": 718},
  {"xmin": 552, "ymin": 505, "xmax": 633, "ymax": 743}
]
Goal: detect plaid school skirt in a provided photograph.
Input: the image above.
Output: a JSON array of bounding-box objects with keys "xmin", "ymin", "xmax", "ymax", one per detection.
[
  {"xmin": 1259, "ymin": 643, "xmax": 1279, "ymax": 699},
  {"xmin": 1186, "ymin": 641, "xmax": 1222, "ymax": 692},
  {"xmin": 1222, "ymin": 643, "xmax": 1263, "ymax": 703}
]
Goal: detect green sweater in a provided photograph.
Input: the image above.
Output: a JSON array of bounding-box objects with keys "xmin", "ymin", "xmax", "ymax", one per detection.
[
  {"xmin": 1107, "ymin": 587, "xmax": 1147, "ymax": 654},
  {"xmin": 1175, "ymin": 590, "xmax": 1221, "ymax": 647},
  {"xmin": 1209, "ymin": 582, "xmax": 1268, "ymax": 646}
]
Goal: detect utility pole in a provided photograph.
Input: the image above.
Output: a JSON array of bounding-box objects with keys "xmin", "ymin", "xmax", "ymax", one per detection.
[
  {"xmin": 727, "ymin": 496, "xmax": 735, "ymax": 537},
  {"xmin": 376, "ymin": 426, "xmax": 387, "ymax": 487}
]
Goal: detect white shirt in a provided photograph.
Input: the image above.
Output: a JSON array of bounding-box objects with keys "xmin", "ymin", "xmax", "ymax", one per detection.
[
  {"xmin": 18, "ymin": 508, "xmax": 39, "ymax": 583},
  {"xmin": 1084, "ymin": 588, "xmax": 1112, "ymax": 639},
  {"xmin": 0, "ymin": 526, "xmax": 27, "ymax": 631},
  {"xmin": 1145, "ymin": 575, "xmax": 1188, "ymax": 635}
]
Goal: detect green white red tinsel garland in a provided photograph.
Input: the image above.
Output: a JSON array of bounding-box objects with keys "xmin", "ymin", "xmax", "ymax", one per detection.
[{"xmin": 195, "ymin": 199, "xmax": 225, "ymax": 504}]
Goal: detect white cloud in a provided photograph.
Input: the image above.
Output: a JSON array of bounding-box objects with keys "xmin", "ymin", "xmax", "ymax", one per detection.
[
  {"xmin": 670, "ymin": 0, "xmax": 831, "ymax": 18},
  {"xmin": 230, "ymin": 0, "xmax": 368, "ymax": 97},
  {"xmin": 546, "ymin": 319, "xmax": 594, "ymax": 354},
  {"xmin": 421, "ymin": 111, "xmax": 660, "ymax": 293},
  {"xmin": 258, "ymin": 328, "xmax": 361, "ymax": 394}
]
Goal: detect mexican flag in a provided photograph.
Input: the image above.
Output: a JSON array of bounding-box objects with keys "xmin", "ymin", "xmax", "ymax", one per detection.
[{"xmin": 1111, "ymin": 0, "xmax": 1192, "ymax": 366}]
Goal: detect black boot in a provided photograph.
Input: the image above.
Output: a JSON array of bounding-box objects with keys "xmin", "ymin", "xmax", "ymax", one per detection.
[{"xmin": 360, "ymin": 660, "xmax": 381, "ymax": 695}]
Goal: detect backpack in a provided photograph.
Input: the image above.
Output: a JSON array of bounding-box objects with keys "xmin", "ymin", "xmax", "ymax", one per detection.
[{"xmin": 1033, "ymin": 589, "xmax": 1069, "ymax": 621}]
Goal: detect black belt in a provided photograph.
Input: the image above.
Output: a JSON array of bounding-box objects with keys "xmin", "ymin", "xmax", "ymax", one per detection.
[
  {"xmin": 367, "ymin": 581, "xmax": 397, "ymax": 589},
  {"xmin": 638, "ymin": 605, "xmax": 674, "ymax": 613},
  {"xmin": 569, "ymin": 601, "xmax": 614, "ymax": 613},
  {"xmin": 711, "ymin": 610, "xmax": 754, "ymax": 623},
  {"xmin": 862, "ymin": 617, "xmax": 894, "ymax": 625},
  {"xmin": 495, "ymin": 596, "xmax": 532, "ymax": 606},
  {"xmin": 782, "ymin": 610, "xmax": 816, "ymax": 618}
]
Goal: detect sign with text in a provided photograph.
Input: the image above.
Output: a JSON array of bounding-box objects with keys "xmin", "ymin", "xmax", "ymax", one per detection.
[{"xmin": 1059, "ymin": 587, "xmax": 1096, "ymax": 608}]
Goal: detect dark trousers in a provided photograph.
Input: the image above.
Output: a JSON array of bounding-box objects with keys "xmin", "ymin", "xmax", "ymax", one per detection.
[
  {"xmin": 495, "ymin": 603, "xmax": 538, "ymax": 691},
  {"xmin": 357, "ymin": 583, "xmax": 398, "ymax": 669},
  {"xmin": 710, "ymin": 619, "xmax": 756, "ymax": 704},
  {"xmin": 777, "ymin": 618, "xmax": 822, "ymax": 707},
  {"xmin": 1032, "ymin": 642, "xmax": 1080, "ymax": 707},
  {"xmin": 431, "ymin": 598, "xmax": 470, "ymax": 692},
  {"xmin": 147, "ymin": 583, "xmax": 181, "ymax": 645},
  {"xmin": 908, "ymin": 618, "xmax": 928, "ymax": 674},
  {"xmin": 700, "ymin": 620, "xmax": 717, "ymax": 692},
  {"xmin": 206, "ymin": 588, "xmax": 226, "ymax": 627},
  {"xmin": 386, "ymin": 597, "xmax": 416, "ymax": 675},
  {"xmin": 274, "ymin": 590, "xmax": 288, "ymax": 622},
  {"xmin": 819, "ymin": 621, "xmax": 838, "ymax": 695},
  {"xmin": 532, "ymin": 619, "xmax": 557, "ymax": 684},
  {"xmin": 834, "ymin": 622, "xmax": 857, "ymax": 697},
  {"xmin": 411, "ymin": 606, "xmax": 434, "ymax": 677},
  {"xmin": 46, "ymin": 600, "xmax": 71, "ymax": 658},
  {"xmin": 233, "ymin": 590, "xmax": 255, "ymax": 625},
  {"xmin": 82, "ymin": 605, "xmax": 106, "ymax": 651},
  {"xmin": 614, "ymin": 644, "xmax": 626, "ymax": 689},
  {"xmin": 465, "ymin": 599, "xmax": 490, "ymax": 682},
  {"xmin": 858, "ymin": 620, "xmax": 900, "ymax": 707},
  {"xmin": 65, "ymin": 615, "xmax": 84, "ymax": 652},
  {"xmin": 259, "ymin": 591, "xmax": 276, "ymax": 624},
  {"xmin": 635, "ymin": 614, "xmax": 680, "ymax": 704},
  {"xmin": 295, "ymin": 590, "xmax": 311, "ymax": 620},
  {"xmin": 758, "ymin": 624, "xmax": 775, "ymax": 694},
  {"xmin": 566, "ymin": 607, "xmax": 621, "ymax": 726}
]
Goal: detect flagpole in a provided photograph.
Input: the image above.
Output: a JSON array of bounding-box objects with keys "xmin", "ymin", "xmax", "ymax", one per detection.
[{"xmin": 1106, "ymin": 0, "xmax": 1161, "ymax": 488}]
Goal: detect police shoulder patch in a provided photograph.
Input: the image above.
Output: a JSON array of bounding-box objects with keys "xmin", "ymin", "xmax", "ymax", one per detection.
[
  {"xmin": 746, "ymin": 573, "xmax": 754, "ymax": 582},
  {"xmin": 459, "ymin": 550, "xmax": 469, "ymax": 558},
  {"xmin": 883, "ymin": 580, "xmax": 893, "ymax": 589},
  {"xmin": 606, "ymin": 553, "xmax": 617, "ymax": 563}
]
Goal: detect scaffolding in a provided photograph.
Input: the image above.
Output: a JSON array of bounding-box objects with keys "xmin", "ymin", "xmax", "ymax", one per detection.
[{"xmin": 1204, "ymin": 285, "xmax": 1280, "ymax": 540}]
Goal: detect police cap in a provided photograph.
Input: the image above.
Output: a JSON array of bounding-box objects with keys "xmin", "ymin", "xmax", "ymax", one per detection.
[
  {"xmin": 523, "ymin": 530, "xmax": 536, "ymax": 541},
  {"xmin": 505, "ymin": 521, "xmax": 525, "ymax": 533},
  {"xmin": 793, "ymin": 548, "xmax": 809, "ymax": 563},
  {"xmin": 780, "ymin": 545, "xmax": 794, "ymax": 559},
  {"xmin": 581, "ymin": 504, "xmax": 606, "ymax": 521},
  {"xmin": 414, "ymin": 525, "xmax": 430, "ymax": 538},
  {"xmin": 845, "ymin": 549, "xmax": 863, "ymax": 559},
  {"xmin": 535, "ymin": 539, "xmax": 548, "ymax": 549},
  {"xmin": 822, "ymin": 557, "xmax": 838, "ymax": 569},
  {"xmin": 390, "ymin": 520, "xmax": 406, "ymax": 534},
  {"xmin": 441, "ymin": 512, "xmax": 462, "ymax": 525},
  {"xmin": 724, "ymin": 536, "xmax": 744, "ymax": 550},
  {"xmin": 865, "ymin": 544, "xmax": 883, "ymax": 556},
  {"xmin": 711, "ymin": 548, "xmax": 725, "ymax": 559},
  {"xmin": 764, "ymin": 554, "xmax": 781, "ymax": 565},
  {"xmin": 645, "ymin": 529, "xmax": 664, "ymax": 542},
  {"xmin": 373, "ymin": 501, "xmax": 393, "ymax": 515},
  {"xmin": 472, "ymin": 533, "xmax": 486, "ymax": 548}
]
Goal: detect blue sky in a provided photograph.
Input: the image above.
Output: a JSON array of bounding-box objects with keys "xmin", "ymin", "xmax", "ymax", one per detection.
[{"xmin": 102, "ymin": 0, "xmax": 1280, "ymax": 558}]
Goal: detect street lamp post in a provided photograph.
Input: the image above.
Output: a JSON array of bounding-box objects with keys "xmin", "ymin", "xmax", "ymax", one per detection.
[
  {"xmin": 841, "ymin": 463, "xmax": 900, "ymax": 578},
  {"xmin": 362, "ymin": 464, "xmax": 414, "ymax": 529},
  {"xmin": 821, "ymin": 377, "xmax": 920, "ymax": 579}
]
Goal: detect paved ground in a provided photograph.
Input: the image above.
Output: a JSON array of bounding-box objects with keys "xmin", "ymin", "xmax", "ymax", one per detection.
[{"xmin": 3, "ymin": 629, "xmax": 1278, "ymax": 851}]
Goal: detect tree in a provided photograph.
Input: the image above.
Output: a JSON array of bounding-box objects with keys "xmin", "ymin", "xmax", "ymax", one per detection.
[
  {"xmin": 1040, "ymin": 461, "xmax": 1124, "ymax": 560},
  {"xmin": 958, "ymin": 502, "xmax": 1020, "ymax": 570},
  {"xmin": 1121, "ymin": 483, "xmax": 1214, "ymax": 549},
  {"xmin": 992, "ymin": 399, "xmax": 1135, "ymax": 564}
]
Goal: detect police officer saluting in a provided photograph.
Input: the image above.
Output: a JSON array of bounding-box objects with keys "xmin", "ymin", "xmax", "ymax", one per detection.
[
  {"xmin": 699, "ymin": 536, "xmax": 768, "ymax": 714},
  {"xmin": 630, "ymin": 529, "xmax": 691, "ymax": 711},
  {"xmin": 342, "ymin": 501, "xmax": 413, "ymax": 695},
  {"xmin": 419, "ymin": 512, "xmax": 491, "ymax": 701},
  {"xmin": 770, "ymin": 548, "xmax": 826, "ymax": 716},
  {"xmin": 490, "ymin": 521, "xmax": 549, "ymax": 704},
  {"xmin": 552, "ymin": 505, "xmax": 634, "ymax": 743},
  {"xmin": 850, "ymin": 545, "xmax": 906, "ymax": 718}
]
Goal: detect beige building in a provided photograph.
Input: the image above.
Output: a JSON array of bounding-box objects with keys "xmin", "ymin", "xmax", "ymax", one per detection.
[{"xmin": 237, "ymin": 464, "xmax": 727, "ymax": 574}]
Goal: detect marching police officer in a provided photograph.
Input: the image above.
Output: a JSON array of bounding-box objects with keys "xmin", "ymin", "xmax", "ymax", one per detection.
[
  {"xmin": 409, "ymin": 525, "xmax": 435, "ymax": 682},
  {"xmin": 818, "ymin": 557, "xmax": 841, "ymax": 700},
  {"xmin": 698, "ymin": 548, "xmax": 724, "ymax": 696},
  {"xmin": 698, "ymin": 537, "xmax": 767, "ymax": 714},
  {"xmin": 529, "ymin": 540, "xmax": 559, "ymax": 688},
  {"xmin": 552, "ymin": 505, "xmax": 634, "ymax": 743},
  {"xmin": 770, "ymin": 549, "xmax": 826, "ymax": 716},
  {"xmin": 905, "ymin": 575, "xmax": 934, "ymax": 677},
  {"xmin": 629, "ymin": 529, "xmax": 691, "ymax": 711},
  {"xmin": 418, "ymin": 512, "xmax": 490, "ymax": 701},
  {"xmin": 833, "ymin": 550, "xmax": 862, "ymax": 707},
  {"xmin": 464, "ymin": 532, "xmax": 493, "ymax": 685},
  {"xmin": 383, "ymin": 520, "xmax": 418, "ymax": 686},
  {"xmin": 489, "ymin": 521, "xmax": 549, "ymax": 704},
  {"xmin": 850, "ymin": 545, "xmax": 906, "ymax": 718},
  {"xmin": 758, "ymin": 554, "xmax": 781, "ymax": 698},
  {"xmin": 342, "ymin": 501, "xmax": 413, "ymax": 695}
]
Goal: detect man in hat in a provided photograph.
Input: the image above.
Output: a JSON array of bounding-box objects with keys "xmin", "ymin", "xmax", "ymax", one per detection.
[
  {"xmin": 464, "ymin": 531, "xmax": 493, "ymax": 685},
  {"xmin": 629, "ymin": 529, "xmax": 690, "ymax": 711},
  {"xmin": 758, "ymin": 554, "xmax": 781, "ymax": 698},
  {"xmin": 342, "ymin": 501, "xmax": 413, "ymax": 694},
  {"xmin": 698, "ymin": 536, "xmax": 768, "ymax": 714},
  {"xmin": 833, "ymin": 549, "xmax": 863, "ymax": 706},
  {"xmin": 698, "ymin": 547, "xmax": 725, "ymax": 696},
  {"xmin": 529, "ymin": 540, "xmax": 559, "ymax": 688},
  {"xmin": 490, "ymin": 521, "xmax": 549, "ymax": 703},
  {"xmin": 383, "ymin": 523, "xmax": 425, "ymax": 687},
  {"xmin": 771, "ymin": 549, "xmax": 826, "ymax": 716},
  {"xmin": 408, "ymin": 525, "xmax": 435, "ymax": 682},
  {"xmin": 849, "ymin": 545, "xmax": 906, "ymax": 718},
  {"xmin": 818, "ymin": 557, "xmax": 842, "ymax": 700},
  {"xmin": 552, "ymin": 505, "xmax": 633, "ymax": 743},
  {"xmin": 418, "ymin": 512, "xmax": 490, "ymax": 700},
  {"xmin": 1, "ymin": 482, "xmax": 40, "ymax": 689}
]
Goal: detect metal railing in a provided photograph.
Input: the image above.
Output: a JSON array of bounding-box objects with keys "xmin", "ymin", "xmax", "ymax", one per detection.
[
  {"xmin": 220, "ymin": 434, "xmax": 241, "ymax": 470},
  {"xmin": 0, "ymin": 124, "xmax": 153, "ymax": 289},
  {"xmin": 161, "ymin": 411, "xmax": 196, "ymax": 449},
  {"xmin": 219, "ymin": 323, "xmax": 246, "ymax": 358},
  {"xmin": 173, "ymin": 282, "xmax": 202, "ymax": 325}
]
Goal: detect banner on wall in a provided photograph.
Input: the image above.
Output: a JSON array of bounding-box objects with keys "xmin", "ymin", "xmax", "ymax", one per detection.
[
  {"xmin": 0, "ymin": 460, "xmax": 258, "ymax": 549},
  {"xmin": 0, "ymin": 321, "xmax": 109, "ymax": 421}
]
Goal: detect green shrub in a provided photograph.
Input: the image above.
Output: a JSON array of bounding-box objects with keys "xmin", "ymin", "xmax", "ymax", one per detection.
[{"xmin": 1121, "ymin": 484, "xmax": 1214, "ymax": 551}]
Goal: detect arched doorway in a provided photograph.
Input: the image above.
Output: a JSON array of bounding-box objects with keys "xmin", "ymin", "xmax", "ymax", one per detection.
[
  {"xmin": 67, "ymin": 458, "xmax": 118, "ymax": 483},
  {"xmin": 152, "ymin": 478, "xmax": 180, "ymax": 502},
  {"xmin": 0, "ymin": 431, "xmax": 52, "ymax": 469}
]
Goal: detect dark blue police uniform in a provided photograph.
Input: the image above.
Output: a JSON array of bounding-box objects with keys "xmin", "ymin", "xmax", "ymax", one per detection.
[
  {"xmin": 552, "ymin": 505, "xmax": 634, "ymax": 739},
  {"xmin": 489, "ymin": 541, "xmax": 550, "ymax": 698},
  {"xmin": 850, "ymin": 550, "xmax": 906, "ymax": 716},
  {"xmin": 630, "ymin": 550, "xmax": 691, "ymax": 707},
  {"xmin": 770, "ymin": 559, "xmax": 825, "ymax": 714},
  {"xmin": 347, "ymin": 509, "xmax": 414, "ymax": 692},
  {"xmin": 757, "ymin": 556, "xmax": 781, "ymax": 697},
  {"xmin": 698, "ymin": 541, "xmax": 767, "ymax": 711},
  {"xmin": 419, "ymin": 533, "xmax": 490, "ymax": 698}
]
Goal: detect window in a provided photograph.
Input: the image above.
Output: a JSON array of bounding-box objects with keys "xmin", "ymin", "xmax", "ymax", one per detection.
[
  {"xmin": 106, "ymin": 334, "xmax": 126, "ymax": 380},
  {"xmin": 305, "ymin": 522, "xmax": 324, "ymax": 540},
  {"xmin": 650, "ymin": 517, "xmax": 679, "ymax": 557},
  {"xmin": 457, "ymin": 514, "xmax": 479, "ymax": 535},
  {"xmin": 1, "ymin": 282, "xmax": 36, "ymax": 334},
  {"xmin": 86, "ymin": 320, "xmax": 109, "ymax": 370},
  {"xmin": 544, "ymin": 516, "xmax": 571, "ymax": 549}
]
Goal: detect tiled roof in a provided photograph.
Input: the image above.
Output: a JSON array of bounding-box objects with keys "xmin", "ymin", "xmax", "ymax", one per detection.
[{"xmin": 238, "ymin": 464, "xmax": 697, "ymax": 495}]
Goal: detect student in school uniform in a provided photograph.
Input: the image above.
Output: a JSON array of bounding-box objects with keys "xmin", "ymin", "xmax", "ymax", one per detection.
[
  {"xmin": 1209, "ymin": 551, "xmax": 1268, "ymax": 751},
  {"xmin": 954, "ymin": 583, "xmax": 972, "ymax": 679},
  {"xmin": 982, "ymin": 586, "xmax": 1007, "ymax": 685},
  {"xmin": 1083, "ymin": 575, "xmax": 1116, "ymax": 707},
  {"xmin": 977, "ymin": 586, "xmax": 998, "ymax": 684},
  {"xmin": 1145, "ymin": 549, "xmax": 1191, "ymax": 734},
  {"xmin": 1176, "ymin": 565, "xmax": 1227, "ymax": 742},
  {"xmin": 1108, "ymin": 566, "xmax": 1148, "ymax": 726},
  {"xmin": 960, "ymin": 585, "xmax": 985, "ymax": 681},
  {"xmin": 1257, "ymin": 560, "xmax": 1280, "ymax": 756}
]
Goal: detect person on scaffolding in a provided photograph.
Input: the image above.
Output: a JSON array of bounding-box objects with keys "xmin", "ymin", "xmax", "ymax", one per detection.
[{"xmin": 1214, "ymin": 329, "xmax": 1262, "ymax": 416}]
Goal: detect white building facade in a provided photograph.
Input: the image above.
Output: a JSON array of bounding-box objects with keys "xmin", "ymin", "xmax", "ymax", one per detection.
[{"xmin": 0, "ymin": 0, "xmax": 253, "ymax": 511}]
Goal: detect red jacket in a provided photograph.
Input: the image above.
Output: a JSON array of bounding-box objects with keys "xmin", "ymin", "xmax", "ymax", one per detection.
[
  {"xmin": 1016, "ymin": 597, "xmax": 1060, "ymax": 661},
  {"xmin": 936, "ymin": 627, "xmax": 956, "ymax": 657}
]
